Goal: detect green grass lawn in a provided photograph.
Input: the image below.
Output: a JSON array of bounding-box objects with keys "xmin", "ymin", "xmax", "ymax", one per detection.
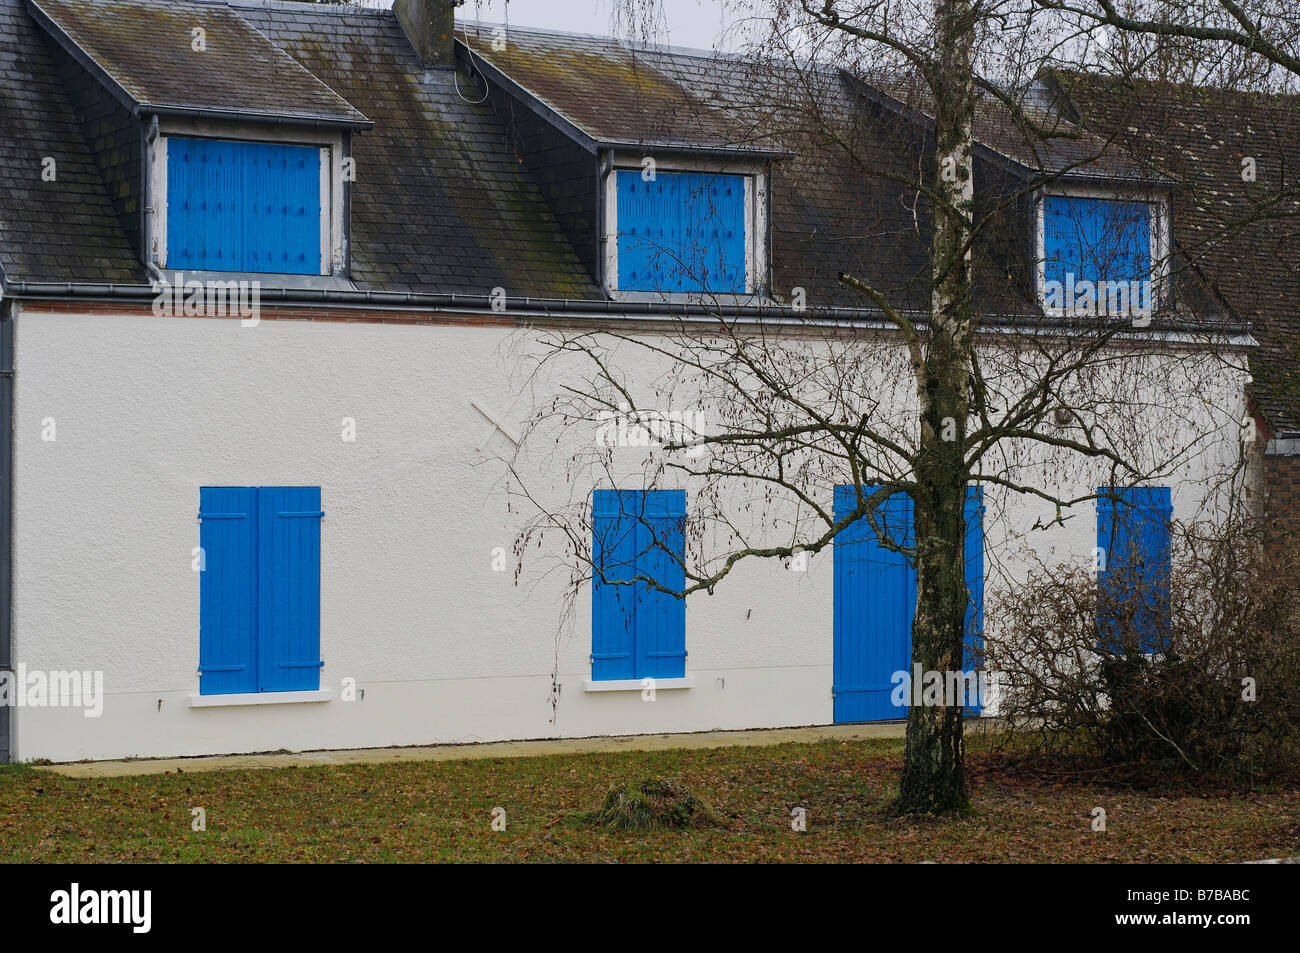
[{"xmin": 2, "ymin": 737, "xmax": 1296, "ymax": 862}]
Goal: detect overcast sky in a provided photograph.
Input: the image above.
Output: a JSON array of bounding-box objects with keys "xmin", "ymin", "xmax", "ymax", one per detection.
[{"xmin": 369, "ymin": 1, "xmax": 745, "ymax": 52}]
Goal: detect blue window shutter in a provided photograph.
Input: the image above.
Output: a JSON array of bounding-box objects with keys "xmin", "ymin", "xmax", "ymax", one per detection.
[
  {"xmin": 199, "ymin": 486, "xmax": 321, "ymax": 695},
  {"xmin": 258, "ymin": 487, "xmax": 323, "ymax": 692},
  {"xmin": 591, "ymin": 489, "xmax": 687, "ymax": 680},
  {"xmin": 168, "ymin": 138, "xmax": 321, "ymax": 275},
  {"xmin": 636, "ymin": 491, "xmax": 687, "ymax": 679},
  {"xmin": 1097, "ymin": 486, "xmax": 1172, "ymax": 652},
  {"xmin": 592, "ymin": 490, "xmax": 639, "ymax": 680},
  {"xmin": 616, "ymin": 171, "xmax": 654, "ymax": 293},
  {"xmin": 251, "ymin": 144, "xmax": 320, "ymax": 275},
  {"xmin": 215, "ymin": 140, "xmax": 243, "ymax": 270},
  {"xmin": 1044, "ymin": 196, "xmax": 1151, "ymax": 289},
  {"xmin": 199, "ymin": 487, "xmax": 258, "ymax": 695},
  {"xmin": 681, "ymin": 173, "xmax": 746, "ymax": 294},
  {"xmin": 616, "ymin": 170, "xmax": 747, "ymax": 294}
]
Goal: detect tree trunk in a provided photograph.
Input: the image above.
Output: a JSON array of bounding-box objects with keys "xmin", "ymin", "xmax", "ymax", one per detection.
[{"xmin": 897, "ymin": 0, "xmax": 977, "ymax": 815}]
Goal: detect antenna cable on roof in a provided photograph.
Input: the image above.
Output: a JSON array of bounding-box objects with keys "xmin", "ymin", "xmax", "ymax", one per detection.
[{"xmin": 453, "ymin": 10, "xmax": 494, "ymax": 106}]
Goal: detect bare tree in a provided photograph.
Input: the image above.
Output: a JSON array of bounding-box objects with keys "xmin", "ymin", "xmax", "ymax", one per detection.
[{"xmin": 506, "ymin": 0, "xmax": 1300, "ymax": 814}]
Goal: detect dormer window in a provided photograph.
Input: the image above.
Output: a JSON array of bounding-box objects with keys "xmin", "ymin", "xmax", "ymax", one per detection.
[
  {"xmin": 151, "ymin": 127, "xmax": 346, "ymax": 278},
  {"xmin": 605, "ymin": 159, "xmax": 767, "ymax": 298},
  {"xmin": 1039, "ymin": 190, "xmax": 1168, "ymax": 318}
]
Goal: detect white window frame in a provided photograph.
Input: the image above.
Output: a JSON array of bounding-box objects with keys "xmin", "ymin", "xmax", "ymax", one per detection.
[
  {"xmin": 1035, "ymin": 182, "xmax": 1171, "ymax": 319},
  {"xmin": 149, "ymin": 119, "xmax": 345, "ymax": 278},
  {"xmin": 603, "ymin": 152, "xmax": 769, "ymax": 303}
]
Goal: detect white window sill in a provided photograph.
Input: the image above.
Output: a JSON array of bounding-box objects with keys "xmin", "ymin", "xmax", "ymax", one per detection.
[
  {"xmin": 583, "ymin": 677, "xmax": 695, "ymax": 693},
  {"xmin": 188, "ymin": 689, "xmax": 333, "ymax": 708}
]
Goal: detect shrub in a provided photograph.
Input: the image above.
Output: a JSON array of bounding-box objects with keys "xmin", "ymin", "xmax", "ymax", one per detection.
[{"xmin": 987, "ymin": 516, "xmax": 1300, "ymax": 778}]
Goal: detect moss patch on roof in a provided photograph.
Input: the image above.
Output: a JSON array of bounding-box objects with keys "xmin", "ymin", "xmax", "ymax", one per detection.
[{"xmin": 31, "ymin": 0, "xmax": 367, "ymax": 123}]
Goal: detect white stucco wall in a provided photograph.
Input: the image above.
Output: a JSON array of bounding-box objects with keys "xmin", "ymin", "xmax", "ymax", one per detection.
[{"xmin": 6, "ymin": 307, "xmax": 1251, "ymax": 761}]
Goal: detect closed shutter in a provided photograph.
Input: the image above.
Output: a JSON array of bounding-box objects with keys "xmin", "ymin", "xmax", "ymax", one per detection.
[
  {"xmin": 199, "ymin": 487, "xmax": 258, "ymax": 695},
  {"xmin": 833, "ymin": 485, "xmax": 984, "ymax": 722},
  {"xmin": 168, "ymin": 138, "xmax": 243, "ymax": 272},
  {"xmin": 591, "ymin": 489, "xmax": 687, "ymax": 680},
  {"xmin": 680, "ymin": 172, "xmax": 746, "ymax": 294},
  {"xmin": 1097, "ymin": 486, "xmax": 1172, "ymax": 652},
  {"xmin": 616, "ymin": 171, "xmax": 664, "ymax": 293},
  {"xmin": 248, "ymin": 144, "xmax": 320, "ymax": 275},
  {"xmin": 199, "ymin": 486, "xmax": 323, "ymax": 694},
  {"xmin": 963, "ymin": 487, "xmax": 985, "ymax": 715},
  {"xmin": 636, "ymin": 491, "xmax": 687, "ymax": 679},
  {"xmin": 832, "ymin": 486, "xmax": 915, "ymax": 722},
  {"xmin": 616, "ymin": 170, "xmax": 746, "ymax": 293},
  {"xmin": 167, "ymin": 138, "xmax": 321, "ymax": 275},
  {"xmin": 260, "ymin": 487, "xmax": 323, "ymax": 692},
  {"xmin": 1044, "ymin": 196, "xmax": 1151, "ymax": 287},
  {"xmin": 592, "ymin": 490, "xmax": 639, "ymax": 681}
]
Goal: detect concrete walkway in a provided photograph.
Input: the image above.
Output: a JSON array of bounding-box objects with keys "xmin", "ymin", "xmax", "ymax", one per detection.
[{"xmin": 40, "ymin": 722, "xmax": 908, "ymax": 778}]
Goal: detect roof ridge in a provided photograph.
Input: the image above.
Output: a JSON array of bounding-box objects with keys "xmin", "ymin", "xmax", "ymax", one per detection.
[
  {"xmin": 230, "ymin": 0, "xmax": 391, "ymax": 17},
  {"xmin": 458, "ymin": 17, "xmax": 743, "ymax": 64}
]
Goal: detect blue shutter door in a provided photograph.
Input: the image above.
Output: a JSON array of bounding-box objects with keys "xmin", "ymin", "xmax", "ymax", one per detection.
[
  {"xmin": 963, "ymin": 487, "xmax": 985, "ymax": 715},
  {"xmin": 833, "ymin": 485, "xmax": 984, "ymax": 722},
  {"xmin": 1097, "ymin": 487, "xmax": 1172, "ymax": 652},
  {"xmin": 259, "ymin": 487, "xmax": 323, "ymax": 692},
  {"xmin": 199, "ymin": 487, "xmax": 258, "ymax": 695},
  {"xmin": 833, "ymin": 487, "xmax": 915, "ymax": 722},
  {"xmin": 636, "ymin": 491, "xmax": 687, "ymax": 679},
  {"xmin": 592, "ymin": 490, "xmax": 639, "ymax": 680},
  {"xmin": 167, "ymin": 138, "xmax": 320, "ymax": 274}
]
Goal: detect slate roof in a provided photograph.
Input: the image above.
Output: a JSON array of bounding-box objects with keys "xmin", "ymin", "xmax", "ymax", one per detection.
[
  {"xmin": 0, "ymin": 0, "xmax": 599, "ymax": 296},
  {"xmin": 461, "ymin": 24, "xmax": 788, "ymax": 156},
  {"xmin": 0, "ymin": 0, "xmax": 144, "ymax": 284},
  {"xmin": 233, "ymin": 2, "xmax": 599, "ymax": 297},
  {"xmin": 465, "ymin": 25, "xmax": 1148, "ymax": 182},
  {"xmin": 1055, "ymin": 71, "xmax": 1300, "ymax": 432},
  {"xmin": 29, "ymin": 0, "xmax": 369, "ymax": 126},
  {"xmin": 0, "ymin": 0, "xmax": 1286, "ymax": 413},
  {"xmin": 464, "ymin": 24, "xmax": 1074, "ymax": 312}
]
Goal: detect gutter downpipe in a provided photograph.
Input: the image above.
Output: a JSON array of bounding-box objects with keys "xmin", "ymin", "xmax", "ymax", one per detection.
[{"xmin": 0, "ymin": 298, "xmax": 12, "ymax": 763}]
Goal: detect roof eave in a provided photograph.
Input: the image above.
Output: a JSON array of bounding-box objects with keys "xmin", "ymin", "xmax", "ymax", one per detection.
[
  {"xmin": 1050, "ymin": 168, "xmax": 1174, "ymax": 189},
  {"xmin": 2, "ymin": 281, "xmax": 1256, "ymax": 341},
  {"xmin": 26, "ymin": 0, "xmax": 141, "ymax": 117},
  {"xmin": 599, "ymin": 140, "xmax": 795, "ymax": 161},
  {"xmin": 143, "ymin": 102, "xmax": 373, "ymax": 131}
]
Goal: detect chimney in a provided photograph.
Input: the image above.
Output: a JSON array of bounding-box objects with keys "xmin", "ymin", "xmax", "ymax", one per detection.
[{"xmin": 394, "ymin": 0, "xmax": 463, "ymax": 69}]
